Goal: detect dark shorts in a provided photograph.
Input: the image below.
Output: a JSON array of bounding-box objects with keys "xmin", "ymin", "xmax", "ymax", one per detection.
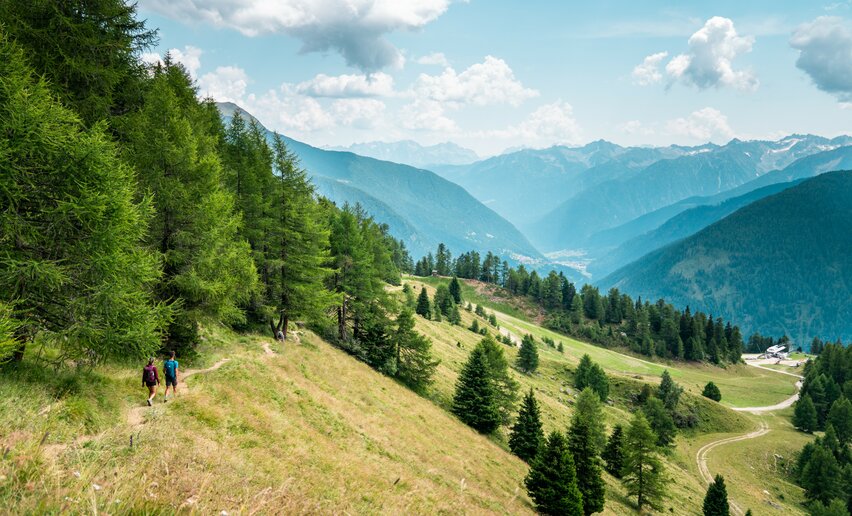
[
  {"xmin": 165, "ymin": 375, "xmax": 177, "ymax": 387},
  {"xmin": 145, "ymin": 381, "xmax": 157, "ymax": 388}
]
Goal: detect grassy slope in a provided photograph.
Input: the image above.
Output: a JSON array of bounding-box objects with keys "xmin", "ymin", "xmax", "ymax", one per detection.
[{"xmin": 0, "ymin": 278, "xmax": 808, "ymax": 514}]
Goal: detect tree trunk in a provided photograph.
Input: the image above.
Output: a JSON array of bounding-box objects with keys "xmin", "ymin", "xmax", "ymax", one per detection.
[
  {"xmin": 11, "ymin": 329, "xmax": 27, "ymax": 363},
  {"xmin": 337, "ymin": 301, "xmax": 347, "ymax": 341}
]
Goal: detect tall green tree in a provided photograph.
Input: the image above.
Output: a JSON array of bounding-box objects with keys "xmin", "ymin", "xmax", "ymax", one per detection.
[
  {"xmin": 517, "ymin": 333, "xmax": 540, "ymax": 374},
  {"xmin": 525, "ymin": 431, "xmax": 584, "ymax": 516},
  {"xmin": 575, "ymin": 354, "xmax": 609, "ymax": 401},
  {"xmin": 658, "ymin": 370, "xmax": 683, "ymax": 411},
  {"xmin": 622, "ymin": 412, "xmax": 667, "ymax": 512},
  {"xmin": 433, "ymin": 284, "xmax": 455, "ymax": 318},
  {"xmin": 0, "ymin": 0, "xmax": 156, "ymax": 126},
  {"xmin": 703, "ymin": 475, "xmax": 730, "ymax": 516},
  {"xmin": 0, "ymin": 34, "xmax": 166, "ymax": 363},
  {"xmin": 264, "ymin": 135, "xmax": 336, "ymax": 339},
  {"xmin": 574, "ymin": 388, "xmax": 607, "ymax": 453},
  {"xmin": 449, "ymin": 276, "xmax": 462, "ymax": 304},
  {"xmin": 794, "ymin": 395, "xmax": 819, "ymax": 433},
  {"xmin": 568, "ymin": 397, "xmax": 607, "ymax": 515},
  {"xmin": 394, "ymin": 308, "xmax": 439, "ymax": 391},
  {"xmin": 124, "ymin": 61, "xmax": 257, "ymax": 351},
  {"xmin": 801, "ymin": 445, "xmax": 843, "ymax": 505},
  {"xmin": 452, "ymin": 345, "xmax": 501, "ymax": 433},
  {"xmin": 828, "ymin": 397, "xmax": 852, "ymax": 444},
  {"xmin": 643, "ymin": 397, "xmax": 677, "ymax": 448},
  {"xmin": 415, "ymin": 287, "xmax": 432, "ymax": 319},
  {"xmin": 509, "ymin": 389, "xmax": 545, "ymax": 463},
  {"xmin": 477, "ymin": 335, "xmax": 520, "ymax": 424},
  {"xmin": 603, "ymin": 425, "xmax": 625, "ymax": 478}
]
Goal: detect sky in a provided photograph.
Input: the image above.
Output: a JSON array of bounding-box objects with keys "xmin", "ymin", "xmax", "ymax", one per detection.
[{"xmin": 138, "ymin": 0, "xmax": 852, "ymax": 156}]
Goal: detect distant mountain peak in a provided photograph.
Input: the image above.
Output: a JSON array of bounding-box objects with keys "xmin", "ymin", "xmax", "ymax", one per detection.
[{"xmin": 329, "ymin": 140, "xmax": 480, "ymax": 168}]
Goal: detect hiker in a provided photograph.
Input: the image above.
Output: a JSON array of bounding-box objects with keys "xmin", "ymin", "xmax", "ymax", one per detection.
[
  {"xmin": 163, "ymin": 351, "xmax": 179, "ymax": 402},
  {"xmin": 142, "ymin": 358, "xmax": 159, "ymax": 406}
]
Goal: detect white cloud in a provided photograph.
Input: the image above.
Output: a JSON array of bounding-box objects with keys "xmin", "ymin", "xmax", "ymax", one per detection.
[
  {"xmin": 244, "ymin": 87, "xmax": 336, "ymax": 133},
  {"xmin": 412, "ymin": 56, "xmax": 539, "ymax": 106},
  {"xmin": 618, "ymin": 120, "xmax": 655, "ymax": 136},
  {"xmin": 140, "ymin": 0, "xmax": 450, "ymax": 70},
  {"xmin": 140, "ymin": 45, "xmax": 204, "ymax": 78},
  {"xmin": 790, "ymin": 16, "xmax": 852, "ymax": 102},
  {"xmin": 632, "ymin": 52, "xmax": 668, "ymax": 85},
  {"xmin": 296, "ymin": 72, "xmax": 395, "ymax": 98},
  {"xmin": 198, "ymin": 66, "xmax": 250, "ymax": 103},
  {"xmin": 416, "ymin": 52, "xmax": 450, "ymax": 67},
  {"xmin": 400, "ymin": 99, "xmax": 458, "ymax": 132},
  {"xmin": 484, "ymin": 101, "xmax": 582, "ymax": 147},
  {"xmin": 665, "ymin": 107, "xmax": 735, "ymax": 142},
  {"xmin": 634, "ymin": 17, "xmax": 758, "ymax": 91},
  {"xmin": 331, "ymin": 98, "xmax": 387, "ymax": 128}
]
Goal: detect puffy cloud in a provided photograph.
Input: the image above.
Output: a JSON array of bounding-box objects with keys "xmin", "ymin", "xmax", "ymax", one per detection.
[
  {"xmin": 244, "ymin": 87, "xmax": 336, "ymax": 133},
  {"xmin": 296, "ymin": 72, "xmax": 395, "ymax": 97},
  {"xmin": 634, "ymin": 17, "xmax": 757, "ymax": 91},
  {"xmin": 331, "ymin": 98, "xmax": 387, "ymax": 127},
  {"xmin": 399, "ymin": 99, "xmax": 458, "ymax": 132},
  {"xmin": 416, "ymin": 52, "xmax": 450, "ymax": 67},
  {"xmin": 631, "ymin": 51, "xmax": 668, "ymax": 85},
  {"xmin": 198, "ymin": 66, "xmax": 249, "ymax": 102},
  {"xmin": 665, "ymin": 107, "xmax": 735, "ymax": 142},
  {"xmin": 411, "ymin": 56, "xmax": 539, "ymax": 106},
  {"xmin": 484, "ymin": 101, "xmax": 582, "ymax": 147},
  {"xmin": 618, "ymin": 120, "xmax": 655, "ymax": 136},
  {"xmin": 140, "ymin": 45, "xmax": 203, "ymax": 78},
  {"xmin": 790, "ymin": 16, "xmax": 852, "ymax": 102},
  {"xmin": 140, "ymin": 0, "xmax": 450, "ymax": 70}
]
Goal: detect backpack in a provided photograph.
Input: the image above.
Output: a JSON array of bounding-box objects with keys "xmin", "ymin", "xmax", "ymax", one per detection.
[
  {"xmin": 164, "ymin": 360, "xmax": 176, "ymax": 377},
  {"xmin": 145, "ymin": 366, "xmax": 156, "ymax": 384}
]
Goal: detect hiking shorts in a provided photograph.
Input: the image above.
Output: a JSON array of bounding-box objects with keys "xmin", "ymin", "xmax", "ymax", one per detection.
[{"xmin": 165, "ymin": 375, "xmax": 177, "ymax": 387}]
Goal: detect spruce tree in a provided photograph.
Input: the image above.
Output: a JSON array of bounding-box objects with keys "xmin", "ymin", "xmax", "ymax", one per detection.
[
  {"xmin": 623, "ymin": 412, "xmax": 667, "ymax": 512},
  {"xmin": 703, "ymin": 382, "xmax": 722, "ymax": 402},
  {"xmin": 477, "ymin": 335, "xmax": 520, "ymax": 424},
  {"xmin": 703, "ymin": 474, "xmax": 730, "ymax": 516},
  {"xmin": 808, "ymin": 499, "xmax": 849, "ymax": 516},
  {"xmin": 452, "ymin": 346, "xmax": 501, "ymax": 433},
  {"xmin": 801, "ymin": 445, "xmax": 843, "ymax": 505},
  {"xmin": 0, "ymin": 34, "xmax": 166, "ymax": 362},
  {"xmin": 394, "ymin": 308, "xmax": 439, "ymax": 391},
  {"xmin": 568, "ymin": 399, "xmax": 607, "ymax": 515},
  {"xmin": 574, "ymin": 388, "xmax": 608, "ymax": 453},
  {"xmin": 415, "ymin": 288, "xmax": 432, "ymax": 319},
  {"xmin": 576, "ymin": 354, "xmax": 609, "ymax": 401},
  {"xmin": 643, "ymin": 397, "xmax": 677, "ymax": 448},
  {"xmin": 449, "ymin": 276, "xmax": 462, "ymax": 304},
  {"xmin": 828, "ymin": 397, "xmax": 852, "ymax": 444},
  {"xmin": 525, "ymin": 431, "xmax": 584, "ymax": 516},
  {"xmin": 509, "ymin": 389, "xmax": 544, "ymax": 463},
  {"xmin": 603, "ymin": 425, "xmax": 625, "ymax": 478},
  {"xmin": 517, "ymin": 334, "xmax": 540, "ymax": 374},
  {"xmin": 658, "ymin": 370, "xmax": 683, "ymax": 411},
  {"xmin": 794, "ymin": 395, "xmax": 819, "ymax": 433}
]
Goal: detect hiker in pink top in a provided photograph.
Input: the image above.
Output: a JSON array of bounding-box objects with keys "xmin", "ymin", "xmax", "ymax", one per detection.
[{"xmin": 142, "ymin": 358, "xmax": 160, "ymax": 406}]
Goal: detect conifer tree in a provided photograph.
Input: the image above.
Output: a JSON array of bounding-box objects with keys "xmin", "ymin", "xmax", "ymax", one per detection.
[
  {"xmin": 623, "ymin": 412, "xmax": 667, "ymax": 512},
  {"xmin": 509, "ymin": 389, "xmax": 544, "ymax": 463},
  {"xmin": 703, "ymin": 382, "xmax": 722, "ymax": 402},
  {"xmin": 794, "ymin": 394, "xmax": 819, "ymax": 433},
  {"xmin": 415, "ymin": 288, "xmax": 432, "ymax": 319},
  {"xmin": 801, "ymin": 445, "xmax": 843, "ymax": 505},
  {"xmin": 124, "ymin": 61, "xmax": 257, "ymax": 351},
  {"xmin": 525, "ymin": 431, "xmax": 584, "ymax": 516},
  {"xmin": 574, "ymin": 388, "xmax": 608, "ymax": 452},
  {"xmin": 568, "ymin": 397, "xmax": 607, "ymax": 515},
  {"xmin": 517, "ymin": 334, "xmax": 540, "ymax": 374},
  {"xmin": 658, "ymin": 370, "xmax": 683, "ymax": 411},
  {"xmin": 575, "ymin": 354, "xmax": 609, "ymax": 401},
  {"xmin": 828, "ymin": 397, "xmax": 852, "ymax": 444},
  {"xmin": 0, "ymin": 34, "xmax": 166, "ymax": 362},
  {"xmin": 433, "ymin": 284, "xmax": 454, "ymax": 318},
  {"xmin": 477, "ymin": 335, "xmax": 520, "ymax": 424},
  {"xmin": 703, "ymin": 475, "xmax": 730, "ymax": 516},
  {"xmin": 449, "ymin": 276, "xmax": 462, "ymax": 304},
  {"xmin": 394, "ymin": 308, "xmax": 439, "ymax": 391},
  {"xmin": 643, "ymin": 397, "xmax": 677, "ymax": 448},
  {"xmin": 603, "ymin": 425, "xmax": 625, "ymax": 478},
  {"xmin": 452, "ymin": 346, "xmax": 501, "ymax": 433}
]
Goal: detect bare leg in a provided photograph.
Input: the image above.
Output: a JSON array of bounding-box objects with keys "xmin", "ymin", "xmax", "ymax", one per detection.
[{"xmin": 148, "ymin": 385, "xmax": 156, "ymax": 404}]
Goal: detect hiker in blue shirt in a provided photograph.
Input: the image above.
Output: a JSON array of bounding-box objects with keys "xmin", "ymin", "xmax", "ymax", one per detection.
[{"xmin": 163, "ymin": 351, "xmax": 179, "ymax": 402}]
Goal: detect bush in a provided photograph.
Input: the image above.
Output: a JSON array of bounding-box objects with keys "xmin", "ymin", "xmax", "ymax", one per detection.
[{"xmin": 702, "ymin": 381, "xmax": 722, "ymax": 402}]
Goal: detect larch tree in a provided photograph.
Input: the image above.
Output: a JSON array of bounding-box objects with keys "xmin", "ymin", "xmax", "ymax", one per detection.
[
  {"xmin": 0, "ymin": 34, "xmax": 166, "ymax": 363},
  {"xmin": 509, "ymin": 389, "xmax": 544, "ymax": 463},
  {"xmin": 394, "ymin": 308, "xmax": 439, "ymax": 391},
  {"xmin": 622, "ymin": 412, "xmax": 667, "ymax": 512},
  {"xmin": 794, "ymin": 395, "xmax": 819, "ymax": 433}
]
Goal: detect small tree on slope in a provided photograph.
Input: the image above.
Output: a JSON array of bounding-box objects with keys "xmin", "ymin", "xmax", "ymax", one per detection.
[
  {"xmin": 622, "ymin": 412, "xmax": 667, "ymax": 512},
  {"xmin": 602, "ymin": 425, "xmax": 625, "ymax": 478},
  {"xmin": 415, "ymin": 287, "xmax": 431, "ymax": 319},
  {"xmin": 703, "ymin": 474, "xmax": 730, "ymax": 516},
  {"xmin": 517, "ymin": 334, "xmax": 539, "ymax": 374},
  {"xmin": 525, "ymin": 431, "xmax": 584, "ymax": 516},
  {"xmin": 451, "ymin": 346, "xmax": 501, "ymax": 433},
  {"xmin": 702, "ymin": 381, "xmax": 722, "ymax": 402},
  {"xmin": 794, "ymin": 394, "xmax": 819, "ymax": 433},
  {"xmin": 509, "ymin": 389, "xmax": 544, "ymax": 463},
  {"xmin": 568, "ymin": 402, "xmax": 607, "ymax": 515}
]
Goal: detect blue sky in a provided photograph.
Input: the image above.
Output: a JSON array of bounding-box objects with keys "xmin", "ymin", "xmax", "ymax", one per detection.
[{"xmin": 139, "ymin": 1, "xmax": 852, "ymax": 156}]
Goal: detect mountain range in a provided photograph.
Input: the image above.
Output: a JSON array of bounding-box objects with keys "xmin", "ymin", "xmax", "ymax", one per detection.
[
  {"xmin": 602, "ymin": 170, "xmax": 852, "ymax": 344},
  {"xmin": 329, "ymin": 140, "xmax": 480, "ymax": 169}
]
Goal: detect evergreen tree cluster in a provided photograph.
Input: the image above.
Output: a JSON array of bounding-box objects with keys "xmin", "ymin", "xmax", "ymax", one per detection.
[
  {"xmin": 574, "ymin": 354, "xmax": 610, "ymax": 401},
  {"xmin": 414, "ymin": 244, "xmax": 749, "ymax": 366},
  {"xmin": 0, "ymin": 4, "xmax": 434, "ymax": 390},
  {"xmin": 794, "ymin": 342, "xmax": 852, "ymax": 432}
]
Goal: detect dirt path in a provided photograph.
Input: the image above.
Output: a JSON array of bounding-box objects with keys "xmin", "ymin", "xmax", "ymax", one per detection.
[{"xmin": 696, "ymin": 362, "xmax": 803, "ymax": 515}]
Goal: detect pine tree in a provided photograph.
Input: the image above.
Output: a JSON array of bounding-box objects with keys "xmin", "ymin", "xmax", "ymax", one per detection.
[
  {"xmin": 517, "ymin": 334, "xmax": 540, "ymax": 374},
  {"xmin": 415, "ymin": 288, "xmax": 432, "ymax": 319},
  {"xmin": 623, "ymin": 412, "xmax": 667, "ymax": 512},
  {"xmin": 449, "ymin": 276, "xmax": 462, "ymax": 304},
  {"xmin": 568, "ymin": 398, "xmax": 607, "ymax": 515},
  {"xmin": 658, "ymin": 370, "xmax": 683, "ymax": 411},
  {"xmin": 574, "ymin": 388, "xmax": 607, "ymax": 453},
  {"xmin": 0, "ymin": 34, "xmax": 166, "ymax": 362},
  {"xmin": 703, "ymin": 475, "xmax": 730, "ymax": 516},
  {"xmin": 477, "ymin": 335, "xmax": 520, "ymax": 424},
  {"xmin": 794, "ymin": 395, "xmax": 819, "ymax": 433},
  {"xmin": 603, "ymin": 425, "xmax": 625, "ymax": 478},
  {"xmin": 808, "ymin": 499, "xmax": 849, "ymax": 516},
  {"xmin": 703, "ymin": 382, "xmax": 722, "ymax": 402},
  {"xmin": 433, "ymin": 284, "xmax": 454, "ymax": 318},
  {"xmin": 452, "ymin": 346, "xmax": 501, "ymax": 433},
  {"xmin": 828, "ymin": 397, "xmax": 852, "ymax": 444},
  {"xmin": 509, "ymin": 389, "xmax": 544, "ymax": 463},
  {"xmin": 525, "ymin": 431, "xmax": 584, "ymax": 516},
  {"xmin": 801, "ymin": 445, "xmax": 843, "ymax": 505},
  {"xmin": 575, "ymin": 354, "xmax": 609, "ymax": 401},
  {"xmin": 394, "ymin": 308, "xmax": 439, "ymax": 391},
  {"xmin": 643, "ymin": 397, "xmax": 677, "ymax": 448}
]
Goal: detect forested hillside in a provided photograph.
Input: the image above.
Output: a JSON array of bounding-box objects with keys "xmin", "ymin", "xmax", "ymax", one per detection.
[{"xmin": 603, "ymin": 170, "xmax": 852, "ymax": 345}]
